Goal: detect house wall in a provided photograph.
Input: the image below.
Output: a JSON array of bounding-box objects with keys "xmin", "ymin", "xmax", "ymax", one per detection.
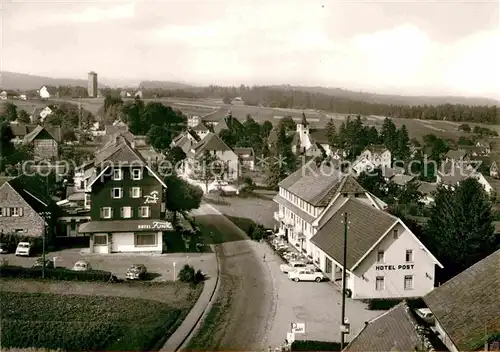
[
  {"xmin": 0, "ymin": 183, "xmax": 45, "ymax": 237},
  {"xmin": 89, "ymin": 167, "xmax": 164, "ymax": 221},
  {"xmin": 351, "ymin": 222, "xmax": 437, "ymax": 299},
  {"xmin": 39, "ymin": 87, "xmax": 50, "ymax": 99},
  {"xmin": 111, "ymin": 231, "xmax": 162, "ymax": 253},
  {"xmin": 434, "ymin": 321, "xmax": 459, "ymax": 352},
  {"xmin": 33, "ymin": 130, "xmax": 58, "ymax": 160}
]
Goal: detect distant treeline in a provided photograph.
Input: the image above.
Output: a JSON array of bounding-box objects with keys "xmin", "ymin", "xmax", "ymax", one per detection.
[
  {"xmin": 103, "ymin": 86, "xmax": 498, "ymax": 124},
  {"xmin": 5, "ymin": 84, "xmax": 497, "ymax": 124}
]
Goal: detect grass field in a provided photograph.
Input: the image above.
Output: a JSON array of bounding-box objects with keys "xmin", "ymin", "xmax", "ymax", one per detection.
[
  {"xmin": 0, "ymin": 279, "xmax": 202, "ymax": 351},
  {"xmin": 9, "ymin": 96, "xmax": 491, "ymax": 141}
]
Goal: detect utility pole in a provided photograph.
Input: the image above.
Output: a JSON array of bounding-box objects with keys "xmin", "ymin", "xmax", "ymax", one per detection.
[
  {"xmin": 340, "ymin": 212, "xmax": 349, "ymax": 349},
  {"xmin": 40, "ymin": 211, "xmax": 51, "ymax": 278}
]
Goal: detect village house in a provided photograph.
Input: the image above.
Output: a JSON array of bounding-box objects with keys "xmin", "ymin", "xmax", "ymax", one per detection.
[
  {"xmin": 475, "ymin": 139, "xmax": 492, "ymax": 155},
  {"xmin": 351, "ymin": 145, "xmax": 392, "ymax": 175},
  {"xmin": 77, "ymin": 136, "xmax": 171, "ymax": 254},
  {"xmin": 0, "ymin": 90, "xmax": 7, "ymax": 100},
  {"xmin": 187, "ymin": 115, "xmax": 201, "ymax": 128},
  {"xmin": 29, "ymin": 106, "xmax": 53, "ymax": 124},
  {"xmin": 423, "ymin": 249, "xmax": 500, "ymax": 351},
  {"xmin": 0, "ymin": 176, "xmax": 58, "ymax": 239},
  {"xmin": 170, "ymin": 129, "xmax": 201, "ymax": 155},
  {"xmin": 234, "ymin": 147, "xmax": 255, "ymax": 170},
  {"xmin": 191, "ymin": 121, "xmax": 210, "ymax": 140},
  {"xmin": 437, "ymin": 161, "xmax": 494, "ymax": 196},
  {"xmin": 9, "ymin": 122, "xmax": 61, "ymax": 160},
  {"xmin": 343, "ymin": 301, "xmax": 438, "ymax": 351},
  {"xmin": 491, "ymin": 161, "xmax": 498, "ymax": 178},
  {"xmin": 274, "ymin": 157, "xmax": 442, "ymax": 300},
  {"xmin": 182, "ymin": 132, "xmax": 239, "ymax": 184},
  {"xmin": 38, "ymin": 86, "xmax": 53, "ymax": 99}
]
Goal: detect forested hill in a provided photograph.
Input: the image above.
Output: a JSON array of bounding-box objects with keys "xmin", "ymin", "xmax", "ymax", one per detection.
[
  {"xmin": 271, "ymin": 85, "xmax": 499, "ymax": 106},
  {"xmin": 132, "ymin": 86, "xmax": 499, "ymax": 124}
]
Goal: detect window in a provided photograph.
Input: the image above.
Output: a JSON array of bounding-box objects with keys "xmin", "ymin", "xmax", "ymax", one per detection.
[
  {"xmin": 112, "ymin": 188, "xmax": 123, "ymax": 199},
  {"xmin": 15, "ymin": 229, "xmax": 24, "ymax": 234},
  {"xmin": 131, "ymin": 168, "xmax": 143, "ymax": 180},
  {"xmin": 404, "ymin": 275, "xmax": 414, "ymax": 290},
  {"xmin": 130, "ymin": 187, "xmax": 142, "ymax": 198},
  {"xmin": 84, "ymin": 194, "xmax": 91, "ymax": 209},
  {"xmin": 376, "ymin": 276, "xmax": 385, "ymax": 290},
  {"xmin": 161, "ymin": 202, "xmax": 166, "ymax": 212},
  {"xmin": 94, "ymin": 234, "xmax": 108, "ymax": 246},
  {"xmin": 121, "ymin": 206, "xmax": 132, "ymax": 219},
  {"xmin": 10, "ymin": 208, "xmax": 23, "ymax": 217},
  {"xmin": 100, "ymin": 207, "xmax": 112, "ymax": 219},
  {"xmin": 393, "ymin": 229, "xmax": 399, "ymax": 239},
  {"xmin": 139, "ymin": 206, "xmax": 150, "ymax": 218},
  {"xmin": 135, "ymin": 233, "xmax": 157, "ymax": 246},
  {"xmin": 1, "ymin": 208, "xmax": 10, "ymax": 216},
  {"xmin": 405, "ymin": 249, "xmax": 414, "ymax": 263},
  {"xmin": 377, "ymin": 250, "xmax": 385, "ymax": 263},
  {"xmin": 113, "ymin": 169, "xmax": 123, "ymax": 180},
  {"xmin": 325, "ymin": 258, "xmax": 332, "ymax": 274}
]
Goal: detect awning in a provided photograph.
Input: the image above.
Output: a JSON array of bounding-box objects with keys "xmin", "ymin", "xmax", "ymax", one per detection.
[{"xmin": 78, "ymin": 219, "xmax": 173, "ymax": 233}]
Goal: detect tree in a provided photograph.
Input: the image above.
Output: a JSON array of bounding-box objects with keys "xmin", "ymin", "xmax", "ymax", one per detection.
[
  {"xmin": 260, "ymin": 121, "xmax": 273, "ymax": 139},
  {"xmin": 147, "ymin": 125, "xmax": 172, "ymax": 152},
  {"xmin": 381, "ymin": 118, "xmax": 398, "ymax": 153},
  {"xmin": 4, "ymin": 103, "xmax": 18, "ymax": 122},
  {"xmin": 279, "ymin": 116, "xmax": 296, "ymax": 132},
  {"xmin": 194, "ymin": 151, "xmax": 224, "ymax": 192},
  {"xmin": 325, "ymin": 118, "xmax": 337, "ymax": 148},
  {"xmin": 357, "ymin": 168, "xmax": 388, "ymax": 201},
  {"xmin": 458, "ymin": 123, "xmax": 471, "ymax": 133},
  {"xmin": 166, "ymin": 146, "xmax": 186, "ymax": 167},
  {"xmin": 394, "ymin": 125, "xmax": 411, "ymax": 162},
  {"xmin": 17, "ymin": 110, "xmax": 30, "ymax": 124},
  {"xmin": 164, "ymin": 175, "xmax": 203, "ymax": 225},
  {"xmin": 423, "ymin": 179, "xmax": 496, "ymax": 282}
]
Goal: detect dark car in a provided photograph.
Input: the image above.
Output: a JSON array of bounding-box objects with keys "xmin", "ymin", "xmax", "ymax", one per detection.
[
  {"xmin": 32, "ymin": 258, "xmax": 54, "ymax": 268},
  {"xmin": 0, "ymin": 243, "xmax": 8, "ymax": 254},
  {"xmin": 126, "ymin": 264, "xmax": 147, "ymax": 280}
]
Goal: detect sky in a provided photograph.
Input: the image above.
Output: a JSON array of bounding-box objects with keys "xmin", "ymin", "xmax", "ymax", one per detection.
[{"xmin": 1, "ymin": 0, "xmax": 499, "ymax": 99}]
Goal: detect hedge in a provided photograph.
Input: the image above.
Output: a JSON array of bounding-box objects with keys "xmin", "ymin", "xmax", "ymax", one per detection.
[
  {"xmin": 0, "ymin": 266, "xmax": 113, "ymax": 282},
  {"xmin": 291, "ymin": 340, "xmax": 342, "ymax": 351}
]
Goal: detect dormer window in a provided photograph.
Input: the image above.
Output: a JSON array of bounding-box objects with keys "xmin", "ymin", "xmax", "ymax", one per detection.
[
  {"xmin": 131, "ymin": 168, "xmax": 143, "ymax": 180},
  {"xmin": 113, "ymin": 169, "xmax": 122, "ymax": 181}
]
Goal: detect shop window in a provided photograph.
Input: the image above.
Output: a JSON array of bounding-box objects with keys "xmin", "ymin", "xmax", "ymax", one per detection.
[{"xmin": 135, "ymin": 233, "xmax": 157, "ymax": 246}]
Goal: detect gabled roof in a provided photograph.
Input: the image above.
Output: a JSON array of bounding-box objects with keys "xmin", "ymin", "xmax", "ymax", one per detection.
[
  {"xmin": 85, "ymin": 137, "xmax": 167, "ymax": 189},
  {"xmin": 423, "ymin": 249, "xmax": 500, "ymax": 351},
  {"xmin": 344, "ymin": 302, "xmax": 428, "ymax": 352},
  {"xmin": 446, "ymin": 149, "xmax": 468, "ymax": 160},
  {"xmin": 364, "ymin": 144, "xmax": 388, "ymax": 154},
  {"xmin": 279, "ymin": 157, "xmax": 366, "ymax": 207},
  {"xmin": 382, "ymin": 166, "xmax": 405, "ymax": 179},
  {"xmin": 192, "ymin": 121, "xmax": 209, "ymax": 132},
  {"xmin": 3, "ymin": 175, "xmax": 53, "ymax": 213},
  {"xmin": 309, "ymin": 129, "xmax": 329, "ymax": 145},
  {"xmin": 191, "ymin": 132, "xmax": 232, "ymax": 157},
  {"xmin": 310, "ymin": 198, "xmax": 397, "ymax": 270}
]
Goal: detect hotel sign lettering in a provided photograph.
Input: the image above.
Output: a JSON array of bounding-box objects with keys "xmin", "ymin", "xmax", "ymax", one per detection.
[
  {"xmin": 144, "ymin": 191, "xmax": 159, "ymax": 204},
  {"xmin": 375, "ymin": 264, "xmax": 415, "ymax": 271},
  {"xmin": 138, "ymin": 221, "xmax": 173, "ymax": 230}
]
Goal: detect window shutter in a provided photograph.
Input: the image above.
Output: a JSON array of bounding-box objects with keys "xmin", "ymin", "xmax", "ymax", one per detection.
[
  {"xmin": 120, "ymin": 207, "xmax": 123, "ymax": 218},
  {"xmin": 111, "ymin": 208, "xmax": 114, "ymax": 219},
  {"xmin": 139, "ymin": 188, "xmax": 143, "ymax": 197},
  {"xmin": 6, "ymin": 208, "xmax": 10, "ymax": 216},
  {"xmin": 100, "ymin": 208, "xmax": 104, "ymax": 218},
  {"xmin": 19, "ymin": 207, "xmax": 23, "ymax": 216}
]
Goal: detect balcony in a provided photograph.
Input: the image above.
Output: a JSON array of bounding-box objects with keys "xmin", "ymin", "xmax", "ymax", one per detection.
[{"xmin": 274, "ymin": 211, "xmax": 284, "ymax": 222}]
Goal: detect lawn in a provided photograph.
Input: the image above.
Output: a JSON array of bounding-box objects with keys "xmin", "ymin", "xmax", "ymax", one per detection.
[
  {"xmin": 204, "ymin": 190, "xmax": 279, "ymax": 231},
  {"xmin": 0, "ymin": 279, "xmax": 202, "ymax": 351}
]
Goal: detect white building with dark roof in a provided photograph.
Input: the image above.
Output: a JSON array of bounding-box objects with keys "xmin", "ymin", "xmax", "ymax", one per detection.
[
  {"xmin": 351, "ymin": 145, "xmax": 392, "ymax": 175},
  {"xmin": 275, "ymin": 157, "xmax": 442, "ymax": 299}
]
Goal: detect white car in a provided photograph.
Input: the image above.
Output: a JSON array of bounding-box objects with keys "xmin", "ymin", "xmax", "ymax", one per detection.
[
  {"xmin": 72, "ymin": 260, "xmax": 92, "ymax": 271},
  {"xmin": 15, "ymin": 242, "xmax": 32, "ymax": 256},
  {"xmin": 416, "ymin": 308, "xmax": 435, "ymax": 324},
  {"xmin": 288, "ymin": 269, "xmax": 325, "ymax": 282},
  {"xmin": 280, "ymin": 261, "xmax": 314, "ymax": 273}
]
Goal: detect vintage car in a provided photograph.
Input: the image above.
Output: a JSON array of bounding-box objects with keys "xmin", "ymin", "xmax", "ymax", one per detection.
[
  {"xmin": 126, "ymin": 264, "xmax": 147, "ymax": 280},
  {"xmin": 288, "ymin": 269, "xmax": 325, "ymax": 283},
  {"xmin": 72, "ymin": 260, "xmax": 92, "ymax": 271}
]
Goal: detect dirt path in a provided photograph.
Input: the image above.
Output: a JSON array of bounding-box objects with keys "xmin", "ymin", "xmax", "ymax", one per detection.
[{"xmin": 190, "ymin": 203, "xmax": 277, "ymax": 350}]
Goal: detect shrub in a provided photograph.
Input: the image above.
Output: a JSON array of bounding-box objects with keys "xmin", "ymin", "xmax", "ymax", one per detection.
[
  {"xmin": 177, "ymin": 265, "xmax": 205, "ymax": 284},
  {"xmin": 178, "ymin": 264, "xmax": 195, "ymax": 283},
  {"xmin": 0, "ymin": 266, "xmax": 113, "ymax": 282},
  {"xmin": 291, "ymin": 340, "xmax": 342, "ymax": 351}
]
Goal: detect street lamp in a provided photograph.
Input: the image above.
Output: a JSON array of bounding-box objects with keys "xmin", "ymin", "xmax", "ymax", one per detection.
[{"xmin": 40, "ymin": 211, "xmax": 51, "ymax": 279}]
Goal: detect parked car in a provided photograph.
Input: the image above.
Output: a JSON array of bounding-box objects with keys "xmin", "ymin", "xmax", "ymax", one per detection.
[
  {"xmin": 126, "ymin": 264, "xmax": 147, "ymax": 280},
  {"xmin": 280, "ymin": 261, "xmax": 314, "ymax": 273},
  {"xmin": 15, "ymin": 242, "xmax": 33, "ymax": 256},
  {"xmin": 72, "ymin": 260, "xmax": 92, "ymax": 271},
  {"xmin": 0, "ymin": 243, "xmax": 8, "ymax": 254},
  {"xmin": 32, "ymin": 258, "xmax": 54, "ymax": 269},
  {"xmin": 416, "ymin": 308, "xmax": 435, "ymax": 324},
  {"xmin": 288, "ymin": 269, "xmax": 325, "ymax": 282}
]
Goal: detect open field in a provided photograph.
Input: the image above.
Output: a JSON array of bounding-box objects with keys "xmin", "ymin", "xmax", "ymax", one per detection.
[
  {"xmin": 9, "ymin": 97, "xmax": 494, "ymax": 141},
  {"xmin": 0, "ymin": 279, "xmax": 202, "ymax": 351}
]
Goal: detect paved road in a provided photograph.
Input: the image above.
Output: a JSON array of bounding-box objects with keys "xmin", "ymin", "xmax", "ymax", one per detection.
[{"xmin": 190, "ymin": 203, "xmax": 276, "ymax": 351}]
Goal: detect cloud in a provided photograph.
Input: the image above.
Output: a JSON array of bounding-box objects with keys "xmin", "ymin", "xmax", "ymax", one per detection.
[{"xmin": 51, "ymin": 3, "xmax": 136, "ymax": 23}]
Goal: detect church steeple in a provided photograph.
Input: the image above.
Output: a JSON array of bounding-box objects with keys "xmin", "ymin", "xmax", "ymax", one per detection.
[{"xmin": 300, "ymin": 112, "xmax": 308, "ymax": 127}]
